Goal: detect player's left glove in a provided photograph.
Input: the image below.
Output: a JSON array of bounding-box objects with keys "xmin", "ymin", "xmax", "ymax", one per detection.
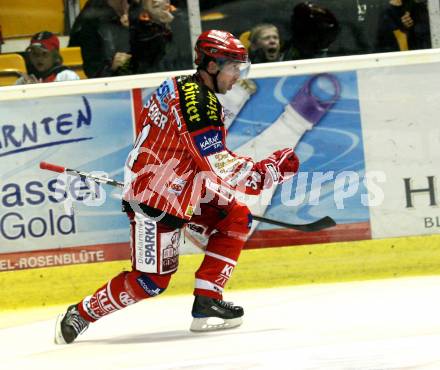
[
  {"xmin": 240, "ymin": 148, "xmax": 299, "ymax": 195},
  {"xmin": 255, "ymin": 148, "xmax": 299, "ymax": 185}
]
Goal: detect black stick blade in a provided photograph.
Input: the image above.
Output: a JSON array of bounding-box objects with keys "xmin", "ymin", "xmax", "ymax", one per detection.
[{"xmin": 252, "ymin": 215, "xmax": 336, "ymax": 232}]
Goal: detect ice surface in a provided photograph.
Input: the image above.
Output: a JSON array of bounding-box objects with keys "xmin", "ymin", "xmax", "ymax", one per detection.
[{"xmin": 2, "ymin": 276, "xmax": 440, "ymax": 370}]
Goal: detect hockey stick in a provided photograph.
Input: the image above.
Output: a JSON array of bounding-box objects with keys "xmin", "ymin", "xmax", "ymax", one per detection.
[
  {"xmin": 39, "ymin": 161, "xmax": 336, "ymax": 232},
  {"xmin": 252, "ymin": 215, "xmax": 335, "ymax": 232}
]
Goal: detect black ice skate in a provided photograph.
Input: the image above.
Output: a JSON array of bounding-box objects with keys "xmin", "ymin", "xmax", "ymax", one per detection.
[
  {"xmin": 190, "ymin": 295, "xmax": 244, "ymax": 332},
  {"xmin": 54, "ymin": 304, "xmax": 90, "ymax": 344}
]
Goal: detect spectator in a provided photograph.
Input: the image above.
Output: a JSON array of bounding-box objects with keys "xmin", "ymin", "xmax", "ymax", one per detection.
[
  {"xmin": 15, "ymin": 31, "xmax": 80, "ymax": 84},
  {"xmin": 129, "ymin": 0, "xmax": 175, "ymax": 74},
  {"xmin": 248, "ymin": 23, "xmax": 283, "ymax": 63},
  {"xmin": 376, "ymin": 0, "xmax": 431, "ymax": 52},
  {"xmin": 69, "ymin": 0, "xmax": 131, "ymax": 78},
  {"xmin": 283, "ymin": 1, "xmax": 340, "ymax": 60}
]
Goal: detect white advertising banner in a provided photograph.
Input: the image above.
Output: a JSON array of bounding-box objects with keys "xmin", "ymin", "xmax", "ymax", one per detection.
[{"xmin": 359, "ymin": 62, "xmax": 440, "ymax": 238}]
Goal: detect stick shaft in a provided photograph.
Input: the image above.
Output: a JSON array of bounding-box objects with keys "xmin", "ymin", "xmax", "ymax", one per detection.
[{"xmin": 39, "ymin": 161, "xmax": 336, "ymax": 232}]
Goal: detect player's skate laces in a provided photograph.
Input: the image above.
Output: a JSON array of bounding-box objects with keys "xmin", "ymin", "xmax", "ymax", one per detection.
[
  {"xmin": 190, "ymin": 295, "xmax": 244, "ymax": 332},
  {"xmin": 54, "ymin": 304, "xmax": 90, "ymax": 344}
]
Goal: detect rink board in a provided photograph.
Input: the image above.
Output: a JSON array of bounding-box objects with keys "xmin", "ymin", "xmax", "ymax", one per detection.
[
  {"xmin": 1, "ymin": 234, "xmax": 440, "ymax": 310},
  {"xmin": 1, "ymin": 50, "xmax": 440, "ymax": 271}
]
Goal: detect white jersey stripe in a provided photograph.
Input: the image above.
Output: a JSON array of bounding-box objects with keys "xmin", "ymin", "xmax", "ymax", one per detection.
[
  {"xmin": 204, "ymin": 251, "xmax": 237, "ymax": 266},
  {"xmin": 195, "ymin": 278, "xmax": 224, "ymax": 293}
]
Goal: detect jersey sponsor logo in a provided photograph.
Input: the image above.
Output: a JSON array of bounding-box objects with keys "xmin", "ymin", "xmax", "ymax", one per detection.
[
  {"xmin": 89, "ymin": 288, "xmax": 118, "ymax": 318},
  {"xmin": 136, "ymin": 275, "xmax": 164, "ymax": 297},
  {"xmin": 186, "ymin": 223, "xmax": 209, "ymax": 248},
  {"xmin": 156, "ymin": 80, "xmax": 173, "ymax": 111},
  {"xmin": 185, "ymin": 205, "xmax": 194, "ymax": 217},
  {"xmin": 221, "ymin": 264, "xmax": 233, "ymax": 277},
  {"xmin": 160, "ymin": 229, "xmax": 180, "ymax": 274},
  {"xmin": 146, "ymin": 98, "xmax": 168, "ymax": 129},
  {"xmin": 167, "ymin": 177, "xmax": 187, "ymax": 196},
  {"xmin": 176, "ymin": 77, "xmax": 223, "ymax": 132},
  {"xmin": 205, "ymin": 177, "xmax": 234, "ymax": 202},
  {"xmin": 206, "ymin": 90, "xmax": 219, "ymax": 121},
  {"xmin": 230, "ymin": 160, "xmax": 254, "ymax": 185},
  {"xmin": 194, "ymin": 130, "xmax": 224, "ymax": 156},
  {"xmin": 208, "ymin": 152, "xmax": 238, "ymax": 175},
  {"xmin": 181, "ymin": 82, "xmax": 201, "ymax": 123},
  {"xmin": 134, "ymin": 213, "xmax": 157, "ymax": 273},
  {"xmin": 82, "ymin": 296, "xmax": 100, "ymax": 320},
  {"xmin": 143, "ymin": 220, "xmax": 156, "ymax": 265},
  {"xmin": 119, "ymin": 292, "xmax": 136, "ymax": 306},
  {"xmin": 215, "ymin": 263, "xmax": 234, "ymax": 287},
  {"xmin": 187, "ymin": 223, "xmax": 206, "ymax": 235}
]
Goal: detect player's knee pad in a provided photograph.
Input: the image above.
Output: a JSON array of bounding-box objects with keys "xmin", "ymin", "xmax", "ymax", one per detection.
[
  {"xmin": 217, "ymin": 202, "xmax": 252, "ymax": 239},
  {"xmin": 124, "ymin": 271, "xmax": 172, "ymax": 300}
]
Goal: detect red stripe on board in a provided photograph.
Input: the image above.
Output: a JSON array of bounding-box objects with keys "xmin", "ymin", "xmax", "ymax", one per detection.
[
  {"xmin": 132, "ymin": 88, "xmax": 143, "ymax": 135},
  {"xmin": 0, "ymin": 243, "xmax": 130, "ymax": 272},
  {"xmin": 0, "ymin": 223, "xmax": 371, "ymax": 272},
  {"xmin": 244, "ymin": 222, "xmax": 371, "ymax": 249}
]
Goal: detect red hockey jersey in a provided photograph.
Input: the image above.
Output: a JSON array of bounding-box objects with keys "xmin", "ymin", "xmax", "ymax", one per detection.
[{"xmin": 123, "ymin": 74, "xmax": 270, "ymax": 221}]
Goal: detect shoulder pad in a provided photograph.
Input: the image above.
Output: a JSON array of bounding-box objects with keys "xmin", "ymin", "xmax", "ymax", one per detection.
[{"xmin": 176, "ymin": 77, "xmax": 223, "ymax": 132}]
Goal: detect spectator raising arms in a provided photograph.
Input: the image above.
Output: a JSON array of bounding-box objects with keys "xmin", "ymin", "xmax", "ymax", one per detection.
[
  {"xmin": 69, "ymin": 0, "xmax": 131, "ymax": 78},
  {"xmin": 15, "ymin": 31, "xmax": 80, "ymax": 85},
  {"xmin": 129, "ymin": 0, "xmax": 175, "ymax": 74},
  {"xmin": 248, "ymin": 23, "xmax": 283, "ymax": 63}
]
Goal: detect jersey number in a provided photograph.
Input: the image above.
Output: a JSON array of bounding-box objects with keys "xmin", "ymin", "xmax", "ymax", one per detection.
[{"xmin": 127, "ymin": 125, "xmax": 151, "ymax": 169}]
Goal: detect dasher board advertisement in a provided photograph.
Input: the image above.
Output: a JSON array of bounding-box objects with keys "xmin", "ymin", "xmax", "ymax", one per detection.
[
  {"xmin": 359, "ymin": 62, "xmax": 440, "ymax": 239},
  {"xmin": 4, "ymin": 59, "xmax": 439, "ymax": 271},
  {"xmin": 0, "ymin": 92, "xmax": 134, "ymax": 270}
]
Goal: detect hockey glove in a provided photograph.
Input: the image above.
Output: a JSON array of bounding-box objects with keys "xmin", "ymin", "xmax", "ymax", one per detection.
[
  {"xmin": 241, "ymin": 148, "xmax": 299, "ymax": 195},
  {"xmin": 255, "ymin": 148, "xmax": 299, "ymax": 185}
]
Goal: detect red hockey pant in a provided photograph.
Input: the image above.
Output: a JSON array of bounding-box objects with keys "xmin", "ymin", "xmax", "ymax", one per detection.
[{"xmin": 78, "ymin": 200, "xmax": 251, "ymax": 322}]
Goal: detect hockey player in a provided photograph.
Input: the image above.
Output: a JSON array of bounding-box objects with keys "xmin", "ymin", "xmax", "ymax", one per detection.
[{"xmin": 55, "ymin": 29, "xmax": 299, "ymax": 344}]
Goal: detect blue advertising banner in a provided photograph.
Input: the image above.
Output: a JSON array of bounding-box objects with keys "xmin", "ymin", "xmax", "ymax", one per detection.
[
  {"xmin": 224, "ymin": 72, "xmax": 371, "ymax": 247},
  {"xmin": 0, "ymin": 91, "xmax": 134, "ymax": 269},
  {"xmin": 0, "ymin": 72, "xmax": 372, "ymax": 270}
]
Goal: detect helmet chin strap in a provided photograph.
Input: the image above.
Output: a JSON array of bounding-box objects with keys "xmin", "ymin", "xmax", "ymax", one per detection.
[
  {"xmin": 209, "ymin": 70, "xmax": 221, "ymax": 93},
  {"xmin": 198, "ymin": 57, "xmax": 221, "ymax": 93}
]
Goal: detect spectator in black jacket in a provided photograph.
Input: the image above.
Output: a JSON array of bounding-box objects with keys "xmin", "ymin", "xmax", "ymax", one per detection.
[
  {"xmin": 283, "ymin": 1, "xmax": 340, "ymax": 61},
  {"xmin": 376, "ymin": 0, "xmax": 431, "ymax": 52},
  {"xmin": 69, "ymin": 0, "xmax": 131, "ymax": 78},
  {"xmin": 129, "ymin": 0, "xmax": 175, "ymax": 74}
]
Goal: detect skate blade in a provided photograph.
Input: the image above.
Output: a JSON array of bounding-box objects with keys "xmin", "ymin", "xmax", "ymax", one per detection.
[
  {"xmin": 190, "ymin": 317, "xmax": 242, "ymax": 332},
  {"xmin": 54, "ymin": 313, "xmax": 67, "ymax": 345}
]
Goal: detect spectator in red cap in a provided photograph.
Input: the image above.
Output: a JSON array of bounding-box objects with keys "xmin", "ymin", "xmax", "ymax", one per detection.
[{"xmin": 16, "ymin": 31, "xmax": 80, "ymax": 84}]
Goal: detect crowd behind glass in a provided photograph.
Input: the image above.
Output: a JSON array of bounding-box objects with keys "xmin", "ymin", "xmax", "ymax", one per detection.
[{"xmin": 0, "ymin": 0, "xmax": 432, "ymax": 84}]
